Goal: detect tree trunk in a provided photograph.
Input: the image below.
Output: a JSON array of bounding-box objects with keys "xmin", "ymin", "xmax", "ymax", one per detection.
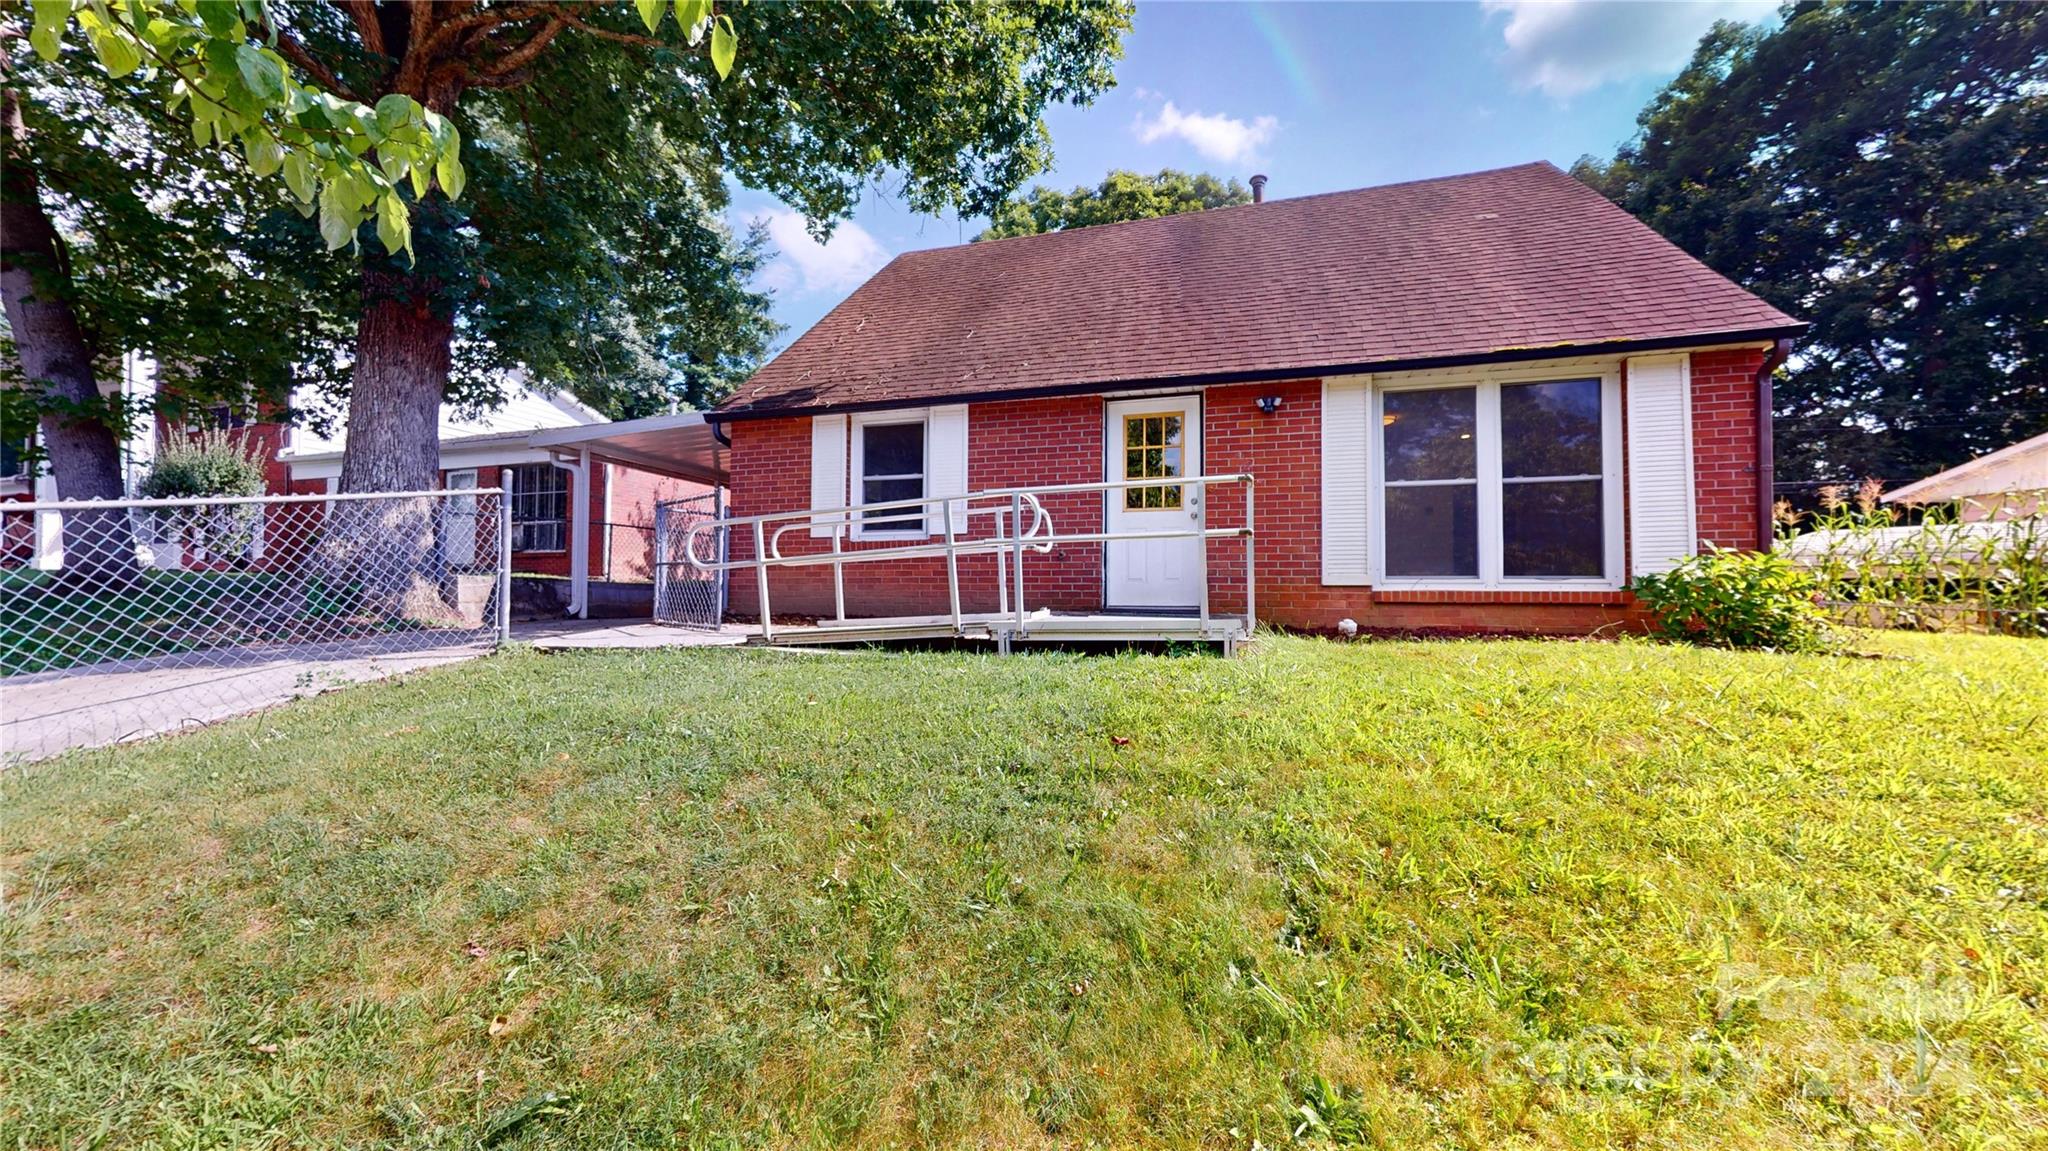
[
  {"xmin": 337, "ymin": 265, "xmax": 450, "ymax": 495},
  {"xmin": 0, "ymin": 83, "xmax": 136, "ymax": 584},
  {"xmin": 326, "ymin": 262, "xmax": 467, "ymax": 623}
]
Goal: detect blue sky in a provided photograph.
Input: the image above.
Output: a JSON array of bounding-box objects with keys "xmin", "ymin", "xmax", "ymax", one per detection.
[{"xmin": 727, "ymin": 0, "xmax": 1777, "ymax": 345}]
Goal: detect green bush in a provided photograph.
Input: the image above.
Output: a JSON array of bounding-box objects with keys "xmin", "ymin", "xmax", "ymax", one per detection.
[
  {"xmin": 1632, "ymin": 546, "xmax": 1830, "ymax": 651},
  {"xmin": 137, "ymin": 428, "xmax": 267, "ymax": 499}
]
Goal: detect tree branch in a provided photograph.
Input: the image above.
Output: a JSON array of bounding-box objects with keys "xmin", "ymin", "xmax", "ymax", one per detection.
[
  {"xmin": 477, "ymin": 16, "xmax": 571, "ymax": 80},
  {"xmin": 556, "ymin": 14, "xmax": 669, "ymax": 49},
  {"xmin": 253, "ymin": 18, "xmax": 364, "ymax": 103},
  {"xmin": 340, "ymin": 0, "xmax": 384, "ymax": 57}
]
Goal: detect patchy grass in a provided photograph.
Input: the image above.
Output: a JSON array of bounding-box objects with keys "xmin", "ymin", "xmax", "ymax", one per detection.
[{"xmin": 2, "ymin": 632, "xmax": 2044, "ymax": 1149}]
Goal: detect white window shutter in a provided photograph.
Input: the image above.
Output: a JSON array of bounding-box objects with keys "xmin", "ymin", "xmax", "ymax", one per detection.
[
  {"xmin": 1321, "ymin": 377, "xmax": 1371, "ymax": 584},
  {"xmin": 1625, "ymin": 354, "xmax": 1697, "ymax": 576},
  {"xmin": 925, "ymin": 404, "xmax": 970, "ymax": 535},
  {"xmin": 810, "ymin": 413, "xmax": 848, "ymax": 537}
]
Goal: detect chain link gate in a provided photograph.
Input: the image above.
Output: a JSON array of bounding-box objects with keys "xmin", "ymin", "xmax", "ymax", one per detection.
[
  {"xmin": 1, "ymin": 489, "xmax": 510, "ymax": 764},
  {"xmin": 652, "ymin": 491, "xmax": 727, "ymax": 629}
]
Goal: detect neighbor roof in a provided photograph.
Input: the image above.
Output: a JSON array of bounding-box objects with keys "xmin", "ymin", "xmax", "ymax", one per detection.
[
  {"xmin": 718, "ymin": 162, "xmax": 1803, "ymax": 419},
  {"xmin": 1883, "ymin": 429, "xmax": 2048, "ymax": 505}
]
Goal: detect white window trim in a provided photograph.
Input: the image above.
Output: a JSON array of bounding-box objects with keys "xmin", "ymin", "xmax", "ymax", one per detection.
[
  {"xmin": 848, "ymin": 410, "xmax": 931, "ymax": 541},
  {"xmin": 1368, "ymin": 363, "xmax": 1625, "ymax": 593}
]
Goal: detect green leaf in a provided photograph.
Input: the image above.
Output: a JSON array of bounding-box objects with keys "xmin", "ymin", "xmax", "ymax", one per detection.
[
  {"xmin": 710, "ymin": 14, "xmax": 736, "ymax": 80},
  {"xmin": 633, "ymin": 0, "xmax": 664, "ymax": 34},
  {"xmin": 89, "ymin": 28, "xmax": 143, "ymax": 79},
  {"xmin": 194, "ymin": 0, "xmax": 241, "ymax": 37},
  {"xmin": 374, "ymin": 93, "xmax": 416, "ymax": 136},
  {"xmin": 233, "ymin": 44, "xmax": 286, "ymax": 101},
  {"xmin": 29, "ymin": 0, "xmax": 67, "ymax": 61},
  {"xmin": 408, "ymin": 161, "xmax": 430, "ymax": 200},
  {"xmin": 435, "ymin": 152, "xmax": 466, "ymax": 201},
  {"xmin": 281, "ymin": 150, "xmax": 317, "ymax": 202},
  {"xmin": 375, "ymin": 193, "xmax": 413, "ymax": 263},
  {"xmin": 675, "ymin": 0, "xmax": 711, "ymax": 44},
  {"xmin": 242, "ymin": 132, "xmax": 284, "ymax": 177},
  {"xmin": 317, "ymin": 182, "xmax": 356, "ymax": 251}
]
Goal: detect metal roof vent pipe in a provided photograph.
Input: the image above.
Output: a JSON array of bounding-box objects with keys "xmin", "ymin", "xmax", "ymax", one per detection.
[{"xmin": 1250, "ymin": 174, "xmax": 1268, "ymax": 204}]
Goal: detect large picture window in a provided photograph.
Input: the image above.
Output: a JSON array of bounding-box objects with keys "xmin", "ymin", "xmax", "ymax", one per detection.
[
  {"xmin": 507, "ymin": 463, "xmax": 568, "ymax": 553},
  {"xmin": 1373, "ymin": 372, "xmax": 1619, "ymax": 588},
  {"xmin": 852, "ymin": 416, "xmax": 927, "ymax": 536}
]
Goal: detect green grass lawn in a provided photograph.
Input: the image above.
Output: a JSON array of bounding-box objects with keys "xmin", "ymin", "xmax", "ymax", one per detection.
[{"xmin": 3, "ymin": 633, "xmax": 2044, "ymax": 1149}]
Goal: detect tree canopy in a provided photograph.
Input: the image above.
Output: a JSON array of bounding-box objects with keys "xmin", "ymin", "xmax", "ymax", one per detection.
[
  {"xmin": 1574, "ymin": 0, "xmax": 2048, "ymax": 492},
  {"xmin": 977, "ymin": 168, "xmax": 1249, "ymax": 240}
]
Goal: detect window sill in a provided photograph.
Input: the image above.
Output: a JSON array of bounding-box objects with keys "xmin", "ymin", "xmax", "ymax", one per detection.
[{"xmin": 1369, "ymin": 586, "xmax": 1633, "ymax": 605}]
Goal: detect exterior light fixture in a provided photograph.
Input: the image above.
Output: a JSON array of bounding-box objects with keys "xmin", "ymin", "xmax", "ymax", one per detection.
[{"xmin": 1256, "ymin": 395, "xmax": 1284, "ymax": 415}]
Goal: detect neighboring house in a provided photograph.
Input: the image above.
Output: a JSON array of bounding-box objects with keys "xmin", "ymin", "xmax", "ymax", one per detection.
[
  {"xmin": 706, "ymin": 162, "xmax": 1806, "ymax": 634},
  {"xmin": 278, "ymin": 382, "xmax": 709, "ymax": 580},
  {"xmin": 1882, "ymin": 430, "xmax": 2048, "ymax": 521}
]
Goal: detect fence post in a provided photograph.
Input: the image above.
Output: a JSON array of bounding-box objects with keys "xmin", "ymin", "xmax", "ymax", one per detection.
[
  {"xmin": 1243, "ymin": 476, "xmax": 1256, "ymax": 635},
  {"xmin": 497, "ymin": 492, "xmax": 513, "ymax": 645},
  {"xmin": 652, "ymin": 502, "xmax": 670, "ymax": 624},
  {"xmin": 714, "ymin": 488, "xmax": 729, "ymax": 625},
  {"xmin": 754, "ymin": 519, "xmax": 773, "ymax": 643},
  {"xmin": 1195, "ymin": 477, "xmax": 1209, "ymax": 633},
  {"xmin": 943, "ymin": 497, "xmax": 962, "ymax": 631},
  {"xmin": 1012, "ymin": 492, "xmax": 1027, "ymax": 632}
]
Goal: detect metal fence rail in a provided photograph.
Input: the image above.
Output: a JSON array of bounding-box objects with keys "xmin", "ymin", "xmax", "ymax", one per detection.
[{"xmin": 1, "ymin": 489, "xmax": 510, "ymax": 764}]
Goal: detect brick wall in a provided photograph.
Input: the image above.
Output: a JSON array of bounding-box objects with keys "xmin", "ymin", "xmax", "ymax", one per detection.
[
  {"xmin": 720, "ymin": 346, "xmax": 1769, "ymax": 634},
  {"xmin": 1689, "ymin": 346, "xmax": 1767, "ymax": 550},
  {"xmin": 727, "ymin": 397, "xmax": 1104, "ymax": 618}
]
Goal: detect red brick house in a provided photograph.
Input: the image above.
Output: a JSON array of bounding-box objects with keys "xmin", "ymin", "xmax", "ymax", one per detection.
[
  {"xmin": 707, "ymin": 163, "xmax": 1804, "ymax": 634},
  {"xmin": 279, "ymin": 384, "xmax": 709, "ymax": 584}
]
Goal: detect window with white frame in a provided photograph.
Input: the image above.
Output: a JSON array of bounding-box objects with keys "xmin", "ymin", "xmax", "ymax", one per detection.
[
  {"xmin": 1374, "ymin": 373, "xmax": 1619, "ymax": 587},
  {"xmin": 507, "ymin": 462, "xmax": 568, "ymax": 552},
  {"xmin": 851, "ymin": 415, "xmax": 927, "ymax": 536}
]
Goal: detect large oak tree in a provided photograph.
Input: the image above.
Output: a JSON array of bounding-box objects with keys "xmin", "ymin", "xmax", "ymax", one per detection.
[
  {"xmin": 14, "ymin": 0, "xmax": 1132, "ymax": 501},
  {"xmin": 1575, "ymin": 1, "xmax": 2048, "ymax": 493}
]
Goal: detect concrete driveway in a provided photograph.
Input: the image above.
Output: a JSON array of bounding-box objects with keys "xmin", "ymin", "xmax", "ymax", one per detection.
[{"xmin": 1, "ymin": 619, "xmax": 747, "ymax": 765}]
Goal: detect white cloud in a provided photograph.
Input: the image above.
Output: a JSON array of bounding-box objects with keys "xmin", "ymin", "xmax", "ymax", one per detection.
[
  {"xmin": 1132, "ymin": 100, "xmax": 1278, "ymax": 165},
  {"xmin": 752, "ymin": 209, "xmax": 890, "ymax": 296},
  {"xmin": 1485, "ymin": 0, "xmax": 1776, "ymax": 99}
]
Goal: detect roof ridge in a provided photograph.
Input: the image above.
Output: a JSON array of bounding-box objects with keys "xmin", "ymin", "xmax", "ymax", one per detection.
[{"xmin": 930, "ymin": 160, "xmax": 1563, "ymax": 256}]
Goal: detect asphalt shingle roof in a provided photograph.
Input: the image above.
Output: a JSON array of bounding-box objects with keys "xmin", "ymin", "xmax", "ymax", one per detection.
[{"xmin": 718, "ymin": 162, "xmax": 1803, "ymax": 418}]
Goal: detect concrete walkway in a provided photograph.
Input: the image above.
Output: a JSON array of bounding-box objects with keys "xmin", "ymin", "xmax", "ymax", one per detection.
[{"xmin": 1, "ymin": 619, "xmax": 747, "ymax": 765}]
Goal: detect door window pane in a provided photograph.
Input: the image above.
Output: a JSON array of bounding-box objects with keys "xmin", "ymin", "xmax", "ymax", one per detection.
[
  {"xmin": 1383, "ymin": 484, "xmax": 1478, "ymax": 577},
  {"xmin": 1382, "ymin": 387, "xmax": 1476, "ymax": 481},
  {"xmin": 1502, "ymin": 379, "xmax": 1601, "ymax": 478},
  {"xmin": 1503, "ymin": 480, "xmax": 1603, "ymax": 577},
  {"xmin": 1122, "ymin": 413, "xmax": 1185, "ymax": 509}
]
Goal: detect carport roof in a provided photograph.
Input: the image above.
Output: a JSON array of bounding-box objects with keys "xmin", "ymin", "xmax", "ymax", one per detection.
[{"xmin": 527, "ymin": 411, "xmax": 727, "ymax": 486}]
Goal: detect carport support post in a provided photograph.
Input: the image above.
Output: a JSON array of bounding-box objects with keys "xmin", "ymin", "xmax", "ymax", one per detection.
[{"xmin": 566, "ymin": 448, "xmax": 591, "ymax": 619}]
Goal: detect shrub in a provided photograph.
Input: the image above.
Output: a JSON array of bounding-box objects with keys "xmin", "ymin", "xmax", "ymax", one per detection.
[
  {"xmin": 1778, "ymin": 484, "xmax": 2048, "ymax": 638},
  {"xmin": 137, "ymin": 428, "xmax": 268, "ymax": 499},
  {"xmin": 1632, "ymin": 546, "xmax": 1830, "ymax": 651},
  {"xmin": 136, "ymin": 429, "xmax": 269, "ymax": 565}
]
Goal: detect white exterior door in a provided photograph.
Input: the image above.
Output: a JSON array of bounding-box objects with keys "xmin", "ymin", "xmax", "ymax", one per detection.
[
  {"xmin": 445, "ymin": 468, "xmax": 478, "ymax": 567},
  {"xmin": 1104, "ymin": 395, "xmax": 1202, "ymax": 610}
]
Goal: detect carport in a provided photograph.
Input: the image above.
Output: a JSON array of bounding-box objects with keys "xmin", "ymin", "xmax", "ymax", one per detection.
[{"xmin": 526, "ymin": 412, "xmax": 728, "ymax": 619}]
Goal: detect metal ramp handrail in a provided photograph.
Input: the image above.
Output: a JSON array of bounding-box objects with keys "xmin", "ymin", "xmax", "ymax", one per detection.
[{"xmin": 678, "ymin": 473, "xmax": 1255, "ymax": 643}]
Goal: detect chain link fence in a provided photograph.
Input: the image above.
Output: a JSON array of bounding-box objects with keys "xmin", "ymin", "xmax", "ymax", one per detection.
[
  {"xmin": 652, "ymin": 491, "xmax": 726, "ymax": 629},
  {"xmin": 1, "ymin": 489, "xmax": 509, "ymax": 764}
]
